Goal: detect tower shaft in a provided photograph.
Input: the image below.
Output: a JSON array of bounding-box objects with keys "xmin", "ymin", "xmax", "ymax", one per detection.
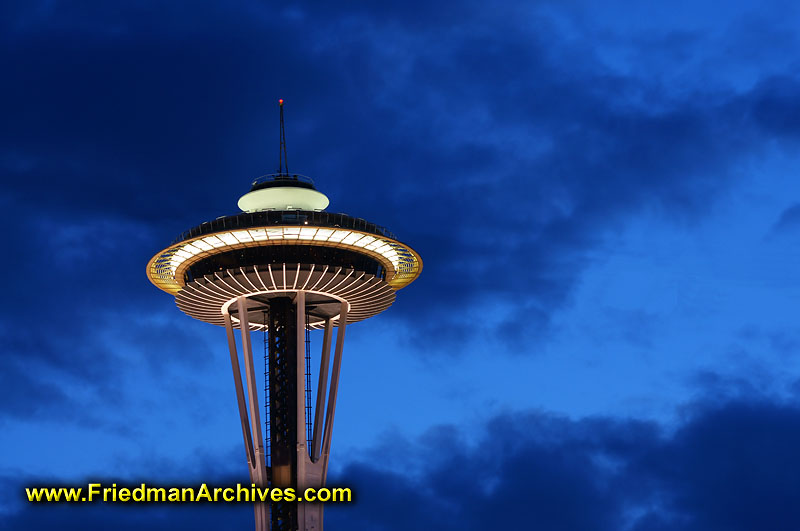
[{"xmin": 267, "ymin": 297, "xmax": 298, "ymax": 530}]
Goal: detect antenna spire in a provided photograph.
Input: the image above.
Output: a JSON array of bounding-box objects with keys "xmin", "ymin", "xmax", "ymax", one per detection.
[{"xmin": 278, "ymin": 99, "xmax": 289, "ymax": 175}]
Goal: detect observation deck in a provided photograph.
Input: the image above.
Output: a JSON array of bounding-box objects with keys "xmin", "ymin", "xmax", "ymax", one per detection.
[{"xmin": 146, "ymin": 174, "xmax": 422, "ymax": 329}]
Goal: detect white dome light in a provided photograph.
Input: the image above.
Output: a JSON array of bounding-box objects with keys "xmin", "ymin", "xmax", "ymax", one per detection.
[{"xmin": 237, "ymin": 186, "xmax": 330, "ymax": 212}]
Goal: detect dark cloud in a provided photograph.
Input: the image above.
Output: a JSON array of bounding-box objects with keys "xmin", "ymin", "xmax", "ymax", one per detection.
[
  {"xmin": 641, "ymin": 403, "xmax": 800, "ymax": 530},
  {"xmin": 327, "ymin": 399, "xmax": 800, "ymax": 531},
  {"xmin": 4, "ymin": 397, "xmax": 800, "ymax": 530},
  {"xmin": 0, "ymin": 501, "xmax": 251, "ymax": 531},
  {"xmin": 0, "ymin": 193, "xmax": 224, "ymax": 422}
]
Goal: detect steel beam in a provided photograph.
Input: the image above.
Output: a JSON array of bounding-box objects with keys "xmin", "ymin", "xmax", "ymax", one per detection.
[
  {"xmin": 236, "ymin": 297, "xmax": 269, "ymax": 531},
  {"xmin": 223, "ymin": 311, "xmax": 256, "ymax": 470},
  {"xmin": 311, "ymin": 318, "xmax": 333, "ymax": 461},
  {"xmin": 320, "ymin": 303, "xmax": 348, "ymax": 482}
]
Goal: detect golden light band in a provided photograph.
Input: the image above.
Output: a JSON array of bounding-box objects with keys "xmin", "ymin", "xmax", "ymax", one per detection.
[{"xmin": 147, "ymin": 225, "xmax": 422, "ymax": 295}]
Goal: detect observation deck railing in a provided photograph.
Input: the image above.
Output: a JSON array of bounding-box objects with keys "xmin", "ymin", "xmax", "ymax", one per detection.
[
  {"xmin": 250, "ymin": 173, "xmax": 316, "ymax": 188},
  {"xmin": 172, "ymin": 210, "xmax": 397, "ymax": 245}
]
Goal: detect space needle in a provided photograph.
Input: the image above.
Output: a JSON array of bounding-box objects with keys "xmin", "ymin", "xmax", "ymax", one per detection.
[{"xmin": 146, "ymin": 101, "xmax": 422, "ymax": 530}]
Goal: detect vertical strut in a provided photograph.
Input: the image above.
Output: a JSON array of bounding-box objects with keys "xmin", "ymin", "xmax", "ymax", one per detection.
[
  {"xmin": 223, "ymin": 311, "xmax": 256, "ymax": 469},
  {"xmin": 312, "ymin": 318, "xmax": 333, "ymax": 461},
  {"xmin": 225, "ymin": 300, "xmax": 269, "ymax": 531},
  {"xmin": 321, "ymin": 303, "xmax": 348, "ymax": 482},
  {"xmin": 295, "ymin": 292, "xmax": 307, "ymax": 482},
  {"xmin": 236, "ymin": 298, "xmax": 269, "ymax": 531}
]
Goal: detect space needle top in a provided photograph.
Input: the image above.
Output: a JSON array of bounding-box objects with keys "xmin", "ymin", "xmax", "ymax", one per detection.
[
  {"xmin": 238, "ymin": 99, "xmax": 329, "ymax": 213},
  {"xmin": 146, "ymin": 100, "xmax": 422, "ymax": 327}
]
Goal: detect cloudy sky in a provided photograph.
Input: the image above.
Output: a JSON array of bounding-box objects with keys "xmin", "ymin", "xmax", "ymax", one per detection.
[{"xmin": 2, "ymin": 0, "xmax": 800, "ymax": 529}]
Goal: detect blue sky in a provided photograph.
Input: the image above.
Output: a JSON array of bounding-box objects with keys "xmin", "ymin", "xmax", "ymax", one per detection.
[{"xmin": 2, "ymin": 1, "xmax": 800, "ymax": 529}]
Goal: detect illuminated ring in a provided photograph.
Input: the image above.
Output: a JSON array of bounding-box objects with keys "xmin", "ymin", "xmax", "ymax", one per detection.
[{"xmin": 147, "ymin": 226, "xmax": 422, "ymax": 294}]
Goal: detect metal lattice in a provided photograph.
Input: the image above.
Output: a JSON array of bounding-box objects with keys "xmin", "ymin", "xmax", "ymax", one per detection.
[{"xmin": 267, "ymin": 297, "xmax": 297, "ymax": 531}]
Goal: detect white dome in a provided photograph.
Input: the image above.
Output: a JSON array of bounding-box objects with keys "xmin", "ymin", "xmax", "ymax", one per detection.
[{"xmin": 237, "ymin": 186, "xmax": 330, "ymax": 212}]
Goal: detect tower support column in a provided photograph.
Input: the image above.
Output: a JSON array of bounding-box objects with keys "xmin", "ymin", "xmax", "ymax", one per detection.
[{"xmin": 224, "ymin": 298, "xmax": 269, "ymax": 531}]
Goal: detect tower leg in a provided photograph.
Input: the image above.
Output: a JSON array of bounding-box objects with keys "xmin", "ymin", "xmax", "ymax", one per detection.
[
  {"xmin": 321, "ymin": 303, "xmax": 348, "ymax": 482},
  {"xmin": 224, "ymin": 299, "xmax": 269, "ymax": 531},
  {"xmin": 311, "ymin": 318, "xmax": 333, "ymax": 461},
  {"xmin": 299, "ymin": 302, "xmax": 348, "ymax": 530}
]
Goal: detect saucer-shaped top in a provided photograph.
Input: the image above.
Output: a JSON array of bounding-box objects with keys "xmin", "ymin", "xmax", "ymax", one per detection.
[{"xmin": 238, "ymin": 174, "xmax": 329, "ymax": 212}]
